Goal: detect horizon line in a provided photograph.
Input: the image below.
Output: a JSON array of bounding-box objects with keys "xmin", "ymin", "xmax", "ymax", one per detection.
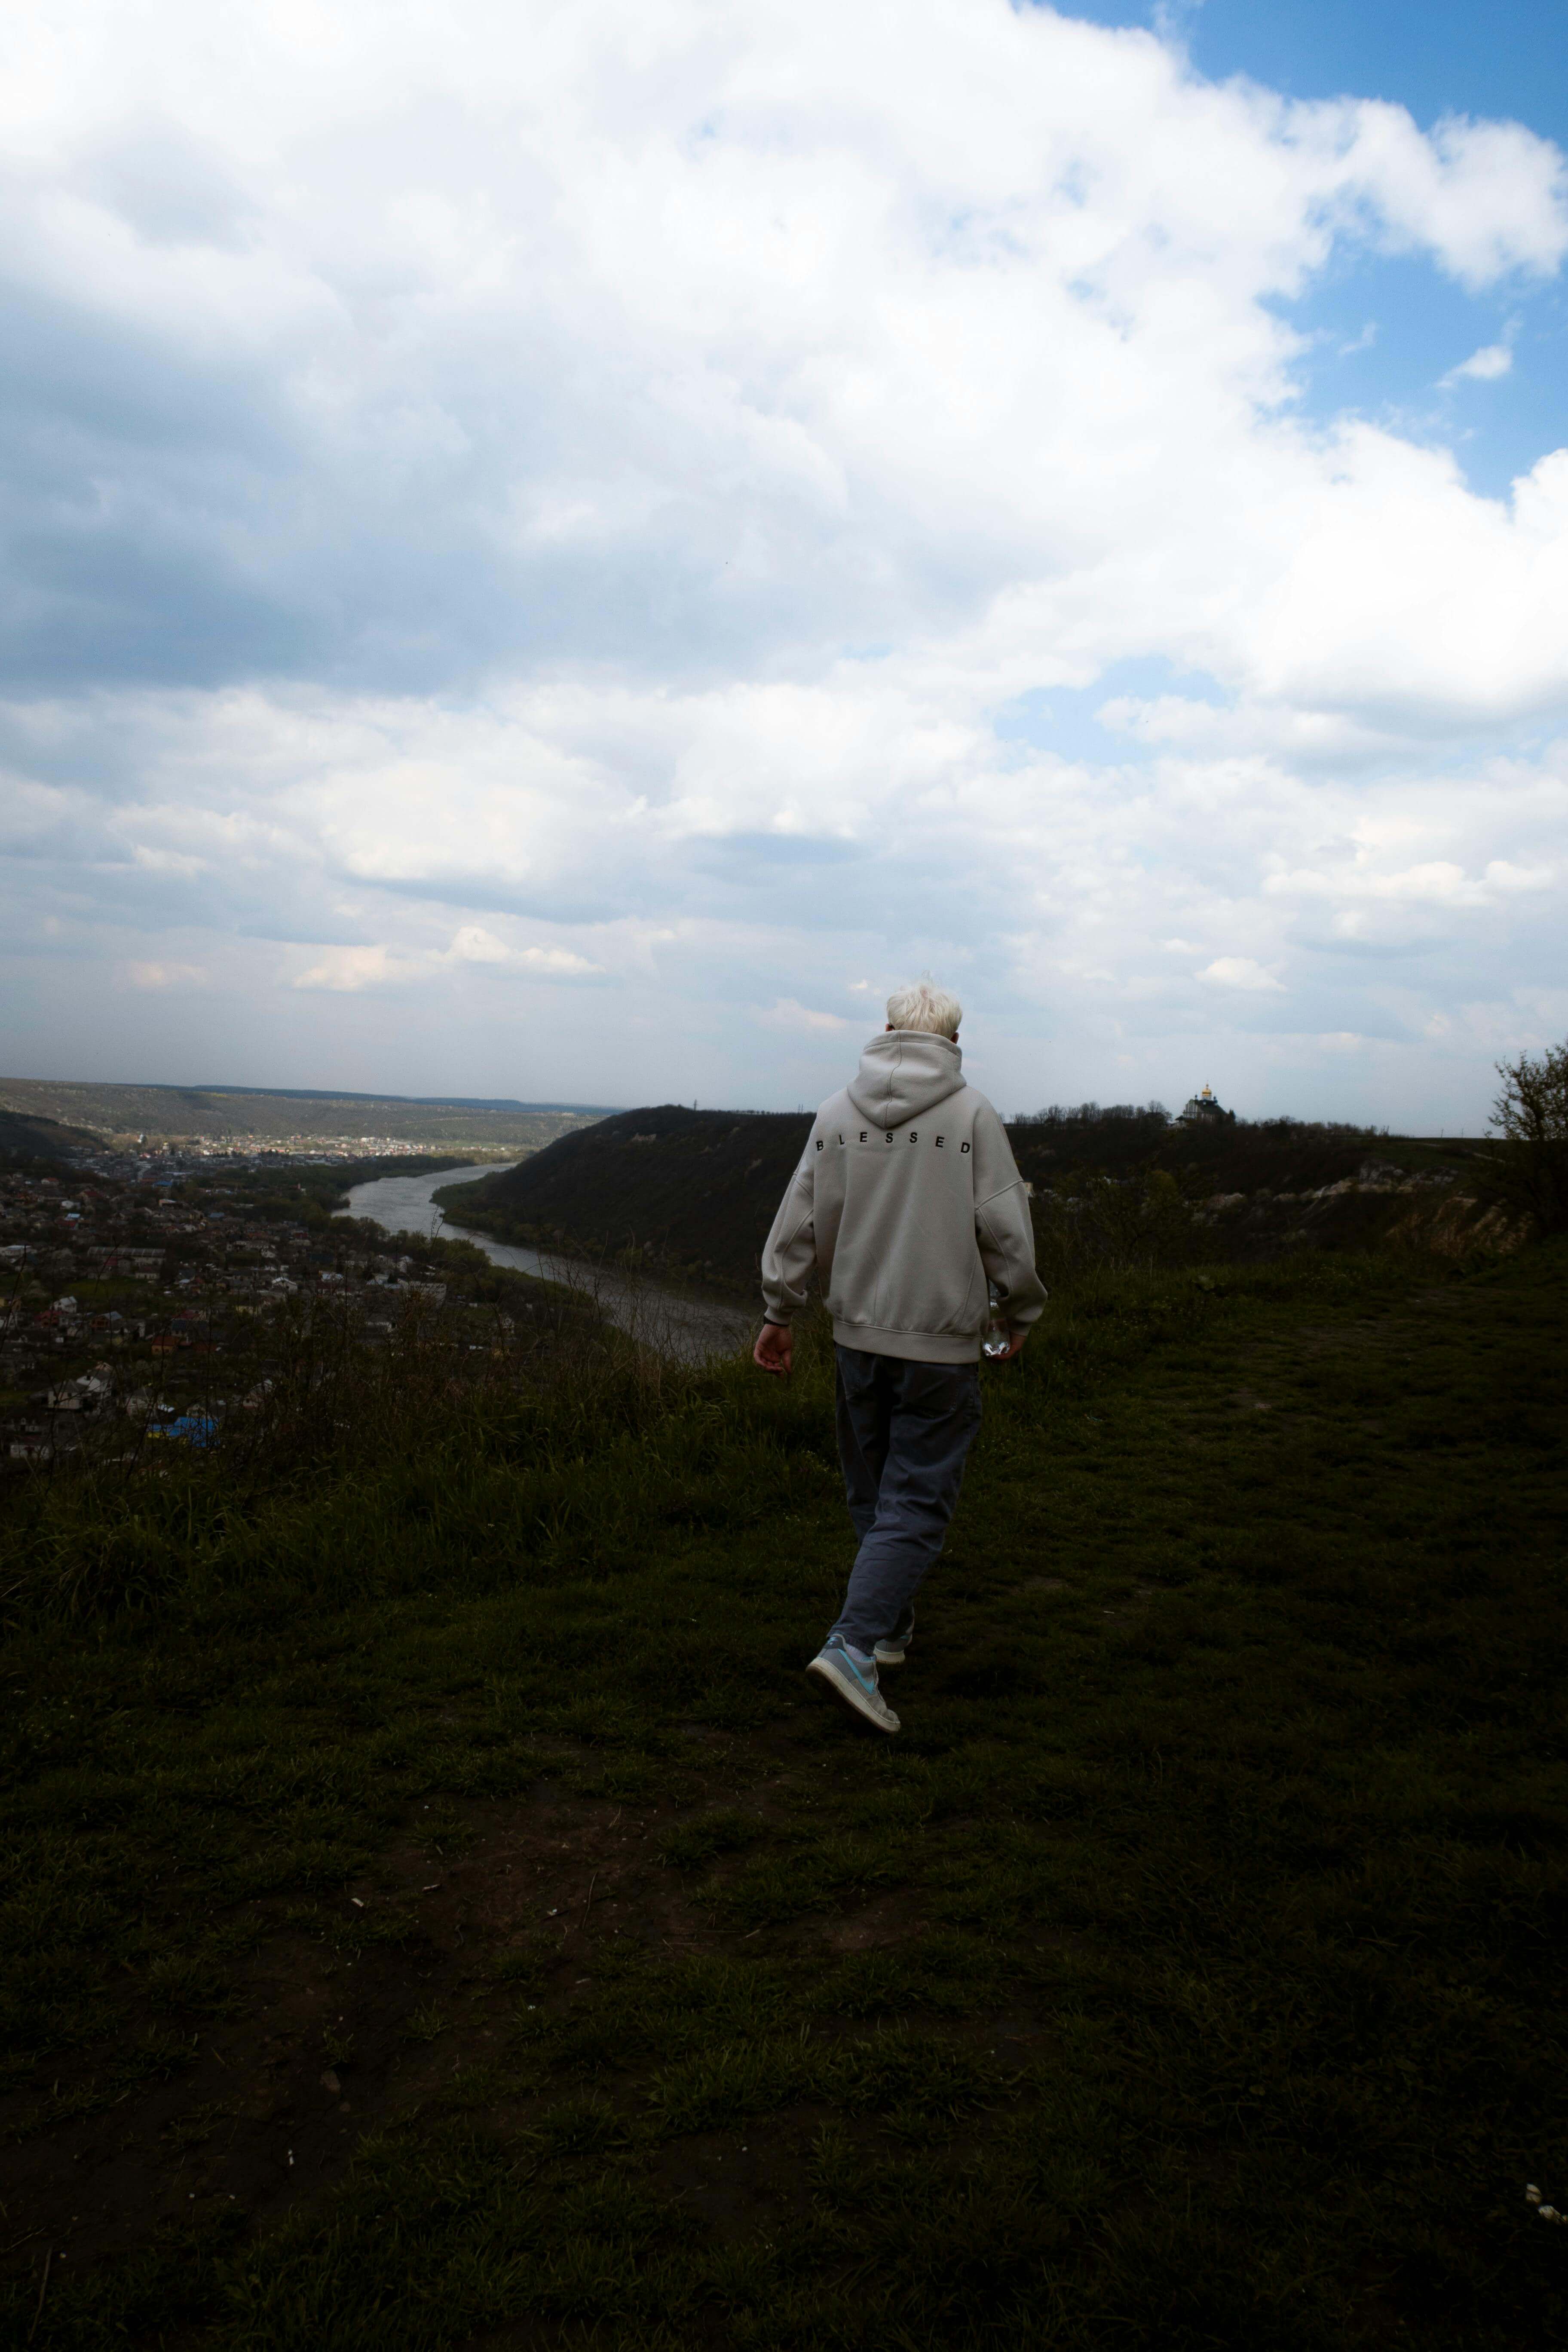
[{"xmin": 1, "ymin": 1077, "xmax": 623, "ymax": 1115}]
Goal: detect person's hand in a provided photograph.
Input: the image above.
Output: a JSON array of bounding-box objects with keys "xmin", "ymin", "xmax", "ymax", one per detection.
[
  {"xmin": 994, "ymin": 1326, "xmax": 1029, "ymax": 1364},
  {"xmin": 753, "ymin": 1320, "xmax": 793, "ymax": 1378}
]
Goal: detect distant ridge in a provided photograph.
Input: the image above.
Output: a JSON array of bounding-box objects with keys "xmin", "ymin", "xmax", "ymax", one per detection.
[
  {"xmin": 189, "ymin": 1086, "xmax": 617, "ymax": 1112},
  {"xmin": 0, "ymin": 1077, "xmax": 616, "ymax": 1148}
]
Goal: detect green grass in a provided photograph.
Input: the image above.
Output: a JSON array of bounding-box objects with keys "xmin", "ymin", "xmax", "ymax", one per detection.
[{"xmin": 1, "ymin": 1244, "xmax": 1565, "ymax": 2346}]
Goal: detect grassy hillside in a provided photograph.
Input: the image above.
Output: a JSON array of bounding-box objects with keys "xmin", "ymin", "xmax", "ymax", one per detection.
[
  {"xmin": 443, "ymin": 1101, "xmax": 1501, "ymax": 1293},
  {"xmin": 2, "ymin": 1237, "xmax": 1565, "ymax": 2347}
]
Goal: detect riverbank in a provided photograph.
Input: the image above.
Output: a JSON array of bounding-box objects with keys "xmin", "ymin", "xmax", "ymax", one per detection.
[{"xmin": 339, "ymin": 1162, "xmax": 752, "ymax": 1363}]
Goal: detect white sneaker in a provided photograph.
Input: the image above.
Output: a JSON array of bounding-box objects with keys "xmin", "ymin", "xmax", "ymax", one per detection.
[
  {"xmin": 806, "ymin": 1637, "xmax": 900, "ymax": 1734},
  {"xmin": 873, "ymin": 1629, "xmax": 912, "ymax": 1668}
]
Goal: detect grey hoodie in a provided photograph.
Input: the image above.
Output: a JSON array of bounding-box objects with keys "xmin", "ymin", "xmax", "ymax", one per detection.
[{"xmin": 760, "ymin": 1030, "xmax": 1047, "ymax": 1364}]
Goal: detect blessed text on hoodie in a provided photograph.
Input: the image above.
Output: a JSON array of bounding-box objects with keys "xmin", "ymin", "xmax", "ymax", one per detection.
[{"xmin": 759, "ymin": 1029, "xmax": 1047, "ymax": 1365}]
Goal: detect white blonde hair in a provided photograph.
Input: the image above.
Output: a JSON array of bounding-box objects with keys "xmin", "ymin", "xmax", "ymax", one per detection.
[{"xmin": 885, "ymin": 979, "xmax": 962, "ymax": 1037}]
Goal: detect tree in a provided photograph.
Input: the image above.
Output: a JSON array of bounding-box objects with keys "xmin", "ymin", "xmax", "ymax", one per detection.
[{"xmin": 1488, "ymin": 1041, "xmax": 1568, "ymax": 1237}]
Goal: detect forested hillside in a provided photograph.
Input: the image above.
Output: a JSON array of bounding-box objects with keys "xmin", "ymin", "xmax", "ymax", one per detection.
[
  {"xmin": 443, "ymin": 1100, "xmax": 1499, "ymax": 1294},
  {"xmin": 444, "ymin": 1104, "xmax": 814, "ymax": 1291},
  {"xmin": 0, "ymin": 1105, "xmax": 98, "ymax": 1164}
]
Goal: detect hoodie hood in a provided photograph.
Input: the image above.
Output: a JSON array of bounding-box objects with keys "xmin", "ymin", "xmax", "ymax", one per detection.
[{"xmin": 846, "ymin": 1029, "xmax": 967, "ymax": 1130}]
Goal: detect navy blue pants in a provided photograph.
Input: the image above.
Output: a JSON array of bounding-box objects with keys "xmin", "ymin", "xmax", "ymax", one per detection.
[{"xmin": 829, "ymin": 1345, "xmax": 983, "ymax": 1655}]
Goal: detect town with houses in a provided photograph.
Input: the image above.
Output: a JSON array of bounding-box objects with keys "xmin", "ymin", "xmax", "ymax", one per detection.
[
  {"xmin": 0, "ymin": 1142, "xmax": 527, "ymax": 1473},
  {"xmin": 0, "ymin": 1080, "xmax": 613, "ymax": 1473}
]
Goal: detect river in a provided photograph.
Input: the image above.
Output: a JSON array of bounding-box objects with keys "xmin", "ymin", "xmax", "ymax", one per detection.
[{"xmin": 335, "ymin": 1162, "xmax": 753, "ymax": 1364}]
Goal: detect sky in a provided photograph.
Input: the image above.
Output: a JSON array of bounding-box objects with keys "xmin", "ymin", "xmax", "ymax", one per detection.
[{"xmin": 3, "ymin": 1, "xmax": 1567, "ymax": 1128}]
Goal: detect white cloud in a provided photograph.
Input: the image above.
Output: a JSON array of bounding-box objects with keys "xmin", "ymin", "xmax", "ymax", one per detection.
[
  {"xmin": 445, "ymin": 926, "xmax": 518, "ymax": 967},
  {"xmin": 1198, "ymin": 958, "xmax": 1286, "ymax": 994},
  {"xmin": 289, "ymin": 928, "xmax": 604, "ymax": 991},
  {"xmin": 1098, "ymin": 695, "xmax": 1399, "ymax": 766},
  {"xmin": 758, "ymin": 998, "xmax": 851, "ymax": 1034},
  {"xmin": 131, "ymin": 845, "xmax": 208, "ymax": 878},
  {"xmin": 1442, "ymin": 341, "xmax": 1513, "ymax": 385},
  {"xmin": 292, "ymin": 946, "xmax": 399, "ymax": 992},
  {"xmin": 1344, "ymin": 110, "xmax": 1567, "ymax": 285},
  {"xmin": 443, "ymin": 925, "xmax": 602, "ymax": 975},
  {"xmin": 125, "ymin": 959, "xmax": 204, "ymax": 989},
  {"xmin": 1483, "ymin": 858, "xmax": 1555, "ymax": 891},
  {"xmin": 1, "ymin": 2, "xmax": 1567, "ymax": 1127}
]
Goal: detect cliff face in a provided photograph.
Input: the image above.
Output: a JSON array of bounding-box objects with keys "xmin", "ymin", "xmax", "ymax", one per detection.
[{"xmin": 444, "ymin": 1104, "xmax": 814, "ymax": 1293}]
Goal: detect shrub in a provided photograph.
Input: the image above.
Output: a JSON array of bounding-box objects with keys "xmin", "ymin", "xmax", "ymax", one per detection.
[{"xmin": 1487, "ymin": 1041, "xmax": 1568, "ymax": 1237}]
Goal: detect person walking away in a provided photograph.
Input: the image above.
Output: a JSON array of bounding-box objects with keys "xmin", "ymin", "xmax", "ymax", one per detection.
[{"xmin": 753, "ymin": 980, "xmax": 1046, "ymax": 1734}]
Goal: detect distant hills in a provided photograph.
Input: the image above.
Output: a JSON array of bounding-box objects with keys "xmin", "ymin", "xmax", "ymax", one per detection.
[
  {"xmin": 185, "ymin": 1085, "xmax": 614, "ymax": 1113},
  {"xmin": 438, "ymin": 1100, "xmax": 1495, "ymax": 1295},
  {"xmin": 0, "ymin": 1078, "xmax": 616, "ymax": 1150}
]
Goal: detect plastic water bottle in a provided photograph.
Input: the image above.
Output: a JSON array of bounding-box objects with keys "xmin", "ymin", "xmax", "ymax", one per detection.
[{"xmin": 982, "ymin": 1282, "xmax": 1012, "ymax": 1360}]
